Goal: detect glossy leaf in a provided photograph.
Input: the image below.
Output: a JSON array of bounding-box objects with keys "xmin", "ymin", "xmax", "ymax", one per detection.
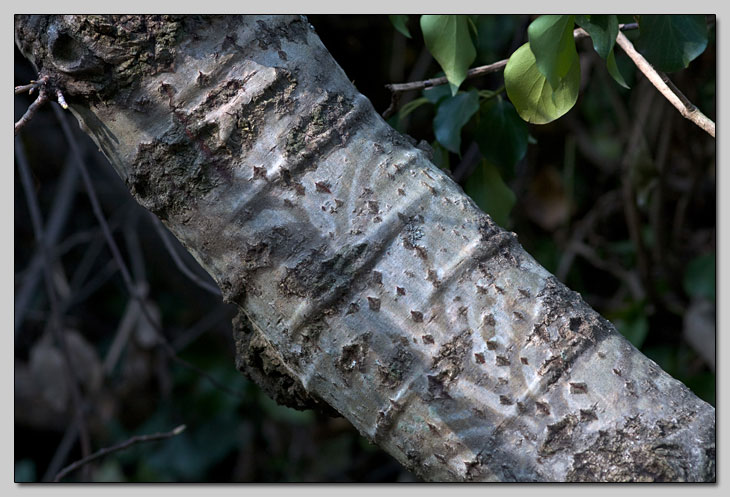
[
  {"xmin": 575, "ymin": 14, "xmax": 629, "ymax": 87},
  {"xmin": 638, "ymin": 15, "xmax": 708, "ymax": 72},
  {"xmin": 389, "ymin": 15, "xmax": 412, "ymax": 39},
  {"xmin": 575, "ymin": 14, "xmax": 618, "ymax": 59},
  {"xmin": 476, "ymin": 97, "xmax": 528, "ymax": 171},
  {"xmin": 504, "ymin": 43, "xmax": 580, "ymax": 124},
  {"xmin": 464, "ymin": 159, "xmax": 515, "ymax": 228},
  {"xmin": 606, "ymin": 49, "xmax": 630, "ymax": 89},
  {"xmin": 433, "ymin": 89, "xmax": 479, "ymax": 153},
  {"xmin": 423, "ymin": 83, "xmax": 452, "ymax": 104},
  {"xmin": 420, "ymin": 15, "xmax": 476, "ymax": 95},
  {"xmin": 527, "ymin": 15, "xmax": 577, "ymax": 89}
]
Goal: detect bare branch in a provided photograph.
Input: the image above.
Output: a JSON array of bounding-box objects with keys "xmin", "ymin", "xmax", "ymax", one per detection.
[
  {"xmin": 15, "ymin": 89, "xmax": 48, "ymax": 135},
  {"xmin": 54, "ymin": 425, "xmax": 186, "ymax": 482},
  {"xmin": 615, "ymin": 31, "xmax": 715, "ymax": 138}
]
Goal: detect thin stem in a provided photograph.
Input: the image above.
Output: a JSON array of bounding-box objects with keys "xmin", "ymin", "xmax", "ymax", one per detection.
[
  {"xmin": 615, "ymin": 31, "xmax": 715, "ymax": 138},
  {"xmin": 54, "ymin": 425, "xmax": 186, "ymax": 482},
  {"xmin": 15, "ymin": 89, "xmax": 48, "ymax": 135}
]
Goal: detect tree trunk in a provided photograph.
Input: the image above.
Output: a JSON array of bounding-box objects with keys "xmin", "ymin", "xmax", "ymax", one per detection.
[{"xmin": 14, "ymin": 14, "xmax": 715, "ymax": 482}]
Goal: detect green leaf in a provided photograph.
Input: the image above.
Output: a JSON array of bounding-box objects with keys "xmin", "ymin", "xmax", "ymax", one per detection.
[
  {"xmin": 638, "ymin": 15, "xmax": 708, "ymax": 72},
  {"xmin": 398, "ymin": 97, "xmax": 429, "ymax": 120},
  {"xmin": 476, "ymin": 97, "xmax": 528, "ymax": 171},
  {"xmin": 389, "ymin": 15, "xmax": 412, "ymax": 39},
  {"xmin": 504, "ymin": 43, "xmax": 581, "ymax": 124},
  {"xmin": 420, "ymin": 15, "xmax": 477, "ymax": 95},
  {"xmin": 684, "ymin": 253, "xmax": 715, "ymax": 300},
  {"xmin": 464, "ymin": 159, "xmax": 515, "ymax": 228},
  {"xmin": 575, "ymin": 14, "xmax": 618, "ymax": 59},
  {"xmin": 606, "ymin": 49, "xmax": 630, "ymax": 89},
  {"xmin": 575, "ymin": 13, "xmax": 628, "ymax": 87},
  {"xmin": 423, "ymin": 83, "xmax": 452, "ymax": 104},
  {"xmin": 433, "ymin": 89, "xmax": 479, "ymax": 153},
  {"xmin": 527, "ymin": 15, "xmax": 578, "ymax": 89}
]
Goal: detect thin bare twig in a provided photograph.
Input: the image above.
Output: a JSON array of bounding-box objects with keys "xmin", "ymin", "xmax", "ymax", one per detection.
[
  {"xmin": 15, "ymin": 88, "xmax": 48, "ymax": 135},
  {"xmin": 42, "ymin": 423, "xmax": 80, "ymax": 482},
  {"xmin": 15, "ymin": 76, "xmax": 48, "ymax": 94},
  {"xmin": 15, "ymin": 82, "xmax": 36, "ymax": 94},
  {"xmin": 615, "ymin": 31, "xmax": 715, "ymax": 138},
  {"xmin": 54, "ymin": 425, "xmax": 186, "ymax": 482},
  {"xmin": 385, "ymin": 59, "xmax": 507, "ymax": 96}
]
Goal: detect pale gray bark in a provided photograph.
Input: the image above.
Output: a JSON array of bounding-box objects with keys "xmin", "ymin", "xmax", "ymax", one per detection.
[{"xmin": 15, "ymin": 14, "xmax": 715, "ymax": 482}]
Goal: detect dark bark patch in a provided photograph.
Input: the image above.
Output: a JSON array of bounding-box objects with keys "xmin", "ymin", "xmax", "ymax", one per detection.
[
  {"xmin": 314, "ymin": 181, "xmax": 332, "ymax": 193},
  {"xmin": 376, "ymin": 341, "xmax": 413, "ymax": 390},
  {"xmin": 232, "ymin": 310, "xmax": 336, "ymax": 415},
  {"xmin": 336, "ymin": 339, "xmax": 368, "ymax": 375},
  {"xmin": 426, "ymin": 374, "xmax": 451, "ymax": 400},
  {"xmin": 535, "ymin": 401, "xmax": 551, "ymax": 416},
  {"xmin": 579, "ymin": 408, "xmax": 598, "ymax": 423},
  {"xmin": 431, "ymin": 329, "xmax": 473, "ymax": 385},
  {"xmin": 284, "ymin": 92, "xmax": 353, "ymax": 164},
  {"xmin": 570, "ymin": 382, "xmax": 588, "ymax": 394},
  {"xmin": 128, "ymin": 123, "xmax": 219, "ymax": 219},
  {"xmin": 540, "ymin": 414, "xmax": 579, "ymax": 456},
  {"xmin": 496, "ymin": 355, "xmax": 510, "ymax": 366},
  {"xmin": 566, "ymin": 417, "xmax": 693, "ymax": 482},
  {"xmin": 219, "ymin": 226, "xmax": 289, "ymax": 304},
  {"xmin": 222, "ymin": 69, "xmax": 297, "ymax": 155},
  {"xmin": 411, "ymin": 310, "xmax": 423, "ymax": 322},
  {"xmin": 367, "ymin": 297, "xmax": 381, "ymax": 312},
  {"xmin": 253, "ymin": 16, "xmax": 310, "ymax": 51},
  {"xmin": 278, "ymin": 243, "xmax": 368, "ymax": 301}
]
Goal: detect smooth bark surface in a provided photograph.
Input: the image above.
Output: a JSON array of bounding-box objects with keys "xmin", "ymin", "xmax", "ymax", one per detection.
[{"xmin": 15, "ymin": 15, "xmax": 715, "ymax": 482}]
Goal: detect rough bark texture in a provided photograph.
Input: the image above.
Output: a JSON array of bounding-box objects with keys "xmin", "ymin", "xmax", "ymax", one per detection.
[{"xmin": 15, "ymin": 15, "xmax": 715, "ymax": 482}]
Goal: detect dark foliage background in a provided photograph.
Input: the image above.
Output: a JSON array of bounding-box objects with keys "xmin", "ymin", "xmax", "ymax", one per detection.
[{"xmin": 14, "ymin": 15, "xmax": 715, "ymax": 482}]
